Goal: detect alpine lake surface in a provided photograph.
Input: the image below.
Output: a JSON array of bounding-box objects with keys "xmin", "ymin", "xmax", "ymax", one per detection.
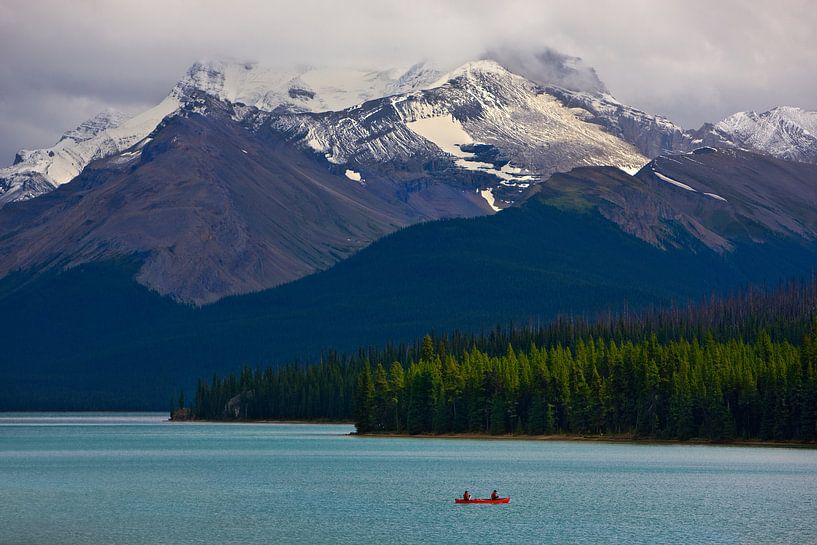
[{"xmin": 1, "ymin": 413, "xmax": 816, "ymax": 544}]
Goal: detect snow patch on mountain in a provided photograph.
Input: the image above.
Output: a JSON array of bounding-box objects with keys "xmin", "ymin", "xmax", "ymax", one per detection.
[
  {"xmin": 406, "ymin": 109, "xmax": 535, "ymax": 184},
  {"xmin": 404, "ymin": 113, "xmax": 534, "ymax": 182},
  {"xmin": 344, "ymin": 169, "xmax": 363, "ymax": 182},
  {"xmin": 406, "ymin": 114, "xmax": 473, "ymax": 157},
  {"xmin": 653, "ymin": 169, "xmax": 696, "ymax": 192},
  {"xmin": 479, "ymin": 188, "xmax": 501, "ymax": 212},
  {"xmin": 704, "ymin": 192, "xmax": 727, "ymax": 202}
]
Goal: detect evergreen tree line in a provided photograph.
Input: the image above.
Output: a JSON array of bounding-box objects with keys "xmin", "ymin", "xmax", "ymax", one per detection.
[
  {"xmin": 354, "ymin": 328, "xmax": 817, "ymax": 440},
  {"xmin": 192, "ymin": 351, "xmax": 359, "ymax": 420},
  {"xmin": 191, "ymin": 280, "xmax": 817, "ymax": 440}
]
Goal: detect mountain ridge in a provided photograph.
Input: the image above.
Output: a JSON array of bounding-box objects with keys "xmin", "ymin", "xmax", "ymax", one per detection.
[
  {"xmin": 4, "ymin": 54, "xmax": 817, "ymax": 210},
  {"xmin": 0, "ymin": 57, "xmax": 663, "ymax": 303},
  {"xmin": 1, "ymin": 53, "xmax": 817, "ymax": 306}
]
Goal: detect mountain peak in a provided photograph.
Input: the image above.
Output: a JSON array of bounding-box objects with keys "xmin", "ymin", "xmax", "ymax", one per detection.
[
  {"xmin": 433, "ymin": 59, "xmax": 512, "ymax": 84},
  {"xmin": 708, "ymin": 105, "xmax": 817, "ymax": 163},
  {"xmin": 174, "ymin": 58, "xmax": 289, "ymax": 109}
]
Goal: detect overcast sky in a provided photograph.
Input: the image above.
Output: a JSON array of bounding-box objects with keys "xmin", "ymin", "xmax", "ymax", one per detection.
[{"xmin": 1, "ymin": 0, "xmax": 816, "ymax": 165}]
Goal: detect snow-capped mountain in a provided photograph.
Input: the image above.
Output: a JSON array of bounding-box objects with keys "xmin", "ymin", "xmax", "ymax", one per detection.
[
  {"xmin": 272, "ymin": 59, "xmax": 647, "ymax": 208},
  {"xmin": 0, "ymin": 57, "xmax": 652, "ymax": 303},
  {"xmin": 0, "ymin": 109, "xmax": 131, "ymax": 205},
  {"xmin": 694, "ymin": 106, "xmax": 817, "ymax": 164},
  {"xmin": 3, "ymin": 53, "xmax": 817, "ymax": 304},
  {"xmin": 6, "ymin": 53, "xmax": 817, "ymax": 213},
  {"xmin": 0, "ymin": 56, "xmax": 653, "ymax": 211},
  {"xmin": 0, "ymin": 60, "xmax": 442, "ymax": 208}
]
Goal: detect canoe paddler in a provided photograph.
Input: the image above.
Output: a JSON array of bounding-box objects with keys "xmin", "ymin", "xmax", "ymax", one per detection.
[
  {"xmin": 463, "ymin": 490, "xmax": 472, "ymax": 501},
  {"xmin": 490, "ymin": 490, "xmax": 499, "ymax": 500}
]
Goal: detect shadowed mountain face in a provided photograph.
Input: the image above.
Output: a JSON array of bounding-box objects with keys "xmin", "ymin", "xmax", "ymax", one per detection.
[
  {"xmin": 532, "ymin": 148, "xmax": 817, "ymax": 254},
  {"xmin": 3, "ymin": 183, "xmax": 817, "ymax": 409},
  {"xmin": 636, "ymin": 148, "xmax": 817, "ymax": 245},
  {"xmin": 0, "ymin": 96, "xmax": 489, "ymax": 303}
]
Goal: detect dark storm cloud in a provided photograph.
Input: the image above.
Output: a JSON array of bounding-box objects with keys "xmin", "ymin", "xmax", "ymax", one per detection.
[{"xmin": 1, "ymin": 0, "xmax": 815, "ymax": 165}]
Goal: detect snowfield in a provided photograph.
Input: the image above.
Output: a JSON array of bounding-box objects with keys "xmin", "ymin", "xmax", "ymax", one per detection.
[
  {"xmin": 479, "ymin": 188, "xmax": 501, "ymax": 212},
  {"xmin": 344, "ymin": 169, "xmax": 363, "ymax": 182}
]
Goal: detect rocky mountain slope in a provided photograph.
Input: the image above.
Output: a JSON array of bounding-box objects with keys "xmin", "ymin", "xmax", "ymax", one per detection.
[
  {"xmin": 0, "ymin": 57, "xmax": 657, "ymax": 303},
  {"xmin": 534, "ymin": 147, "xmax": 817, "ymax": 253},
  {"xmin": 544, "ymin": 86, "xmax": 695, "ymax": 158},
  {"xmin": 0, "ymin": 94, "xmax": 488, "ymax": 304}
]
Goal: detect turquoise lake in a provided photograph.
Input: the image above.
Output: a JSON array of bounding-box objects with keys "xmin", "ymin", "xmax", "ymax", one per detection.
[{"xmin": 1, "ymin": 413, "xmax": 816, "ymax": 544}]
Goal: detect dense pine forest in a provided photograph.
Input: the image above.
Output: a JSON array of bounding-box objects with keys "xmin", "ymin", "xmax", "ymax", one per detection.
[{"xmin": 190, "ymin": 280, "xmax": 817, "ymax": 441}]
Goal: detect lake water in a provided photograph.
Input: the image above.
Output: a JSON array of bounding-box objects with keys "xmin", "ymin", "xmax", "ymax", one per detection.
[{"xmin": 1, "ymin": 413, "xmax": 816, "ymax": 544}]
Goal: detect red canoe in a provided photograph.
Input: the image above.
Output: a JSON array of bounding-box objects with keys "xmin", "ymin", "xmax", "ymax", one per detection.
[{"xmin": 455, "ymin": 498, "xmax": 510, "ymax": 504}]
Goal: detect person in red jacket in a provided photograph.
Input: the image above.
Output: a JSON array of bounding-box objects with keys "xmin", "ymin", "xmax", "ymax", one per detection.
[
  {"xmin": 490, "ymin": 490, "xmax": 499, "ymax": 500},
  {"xmin": 463, "ymin": 490, "xmax": 472, "ymax": 501}
]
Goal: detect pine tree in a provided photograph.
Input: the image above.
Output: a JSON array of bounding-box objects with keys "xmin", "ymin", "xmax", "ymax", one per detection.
[
  {"xmin": 354, "ymin": 363, "xmax": 374, "ymax": 433},
  {"xmin": 371, "ymin": 363, "xmax": 390, "ymax": 432},
  {"xmin": 406, "ymin": 367, "xmax": 434, "ymax": 434},
  {"xmin": 388, "ymin": 362, "xmax": 405, "ymax": 432},
  {"xmin": 489, "ymin": 395, "xmax": 506, "ymax": 435},
  {"xmin": 545, "ymin": 403, "xmax": 557, "ymax": 434},
  {"xmin": 527, "ymin": 390, "xmax": 545, "ymax": 435},
  {"xmin": 432, "ymin": 381, "xmax": 449, "ymax": 434}
]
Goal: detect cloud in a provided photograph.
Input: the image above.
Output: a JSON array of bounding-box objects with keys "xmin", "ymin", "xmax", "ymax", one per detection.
[
  {"xmin": 1, "ymin": 0, "xmax": 816, "ymax": 164},
  {"xmin": 484, "ymin": 47, "xmax": 608, "ymax": 94}
]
